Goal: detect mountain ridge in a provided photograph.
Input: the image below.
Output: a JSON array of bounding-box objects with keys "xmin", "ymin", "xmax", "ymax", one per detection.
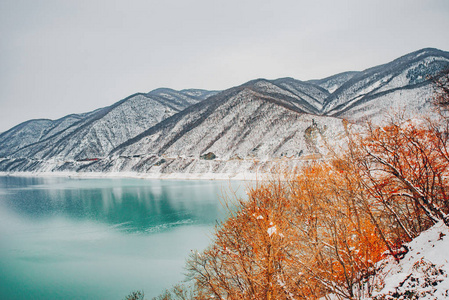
[
  {"xmin": 0, "ymin": 48, "xmax": 448, "ymax": 177},
  {"xmin": 323, "ymin": 47, "xmax": 449, "ymax": 118}
]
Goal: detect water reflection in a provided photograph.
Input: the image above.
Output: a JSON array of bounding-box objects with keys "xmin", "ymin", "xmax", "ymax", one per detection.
[
  {"xmin": 0, "ymin": 176, "xmax": 243, "ymax": 234},
  {"xmin": 0, "ymin": 176, "xmax": 247, "ymax": 299}
]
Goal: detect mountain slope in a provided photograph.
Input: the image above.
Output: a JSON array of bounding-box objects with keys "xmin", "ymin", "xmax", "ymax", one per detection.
[
  {"xmin": 3, "ymin": 89, "xmax": 216, "ymax": 161},
  {"xmin": 251, "ymin": 78, "xmax": 330, "ymax": 113},
  {"xmin": 0, "ymin": 112, "xmax": 94, "ymax": 157},
  {"xmin": 74, "ymin": 80, "xmax": 346, "ymax": 176},
  {"xmin": 322, "ymin": 48, "xmax": 449, "ymax": 122},
  {"xmin": 0, "ymin": 119, "xmax": 54, "ymax": 157},
  {"xmin": 1, "ymin": 48, "xmax": 448, "ymax": 176},
  {"xmin": 308, "ymin": 71, "xmax": 359, "ymax": 93},
  {"xmin": 366, "ymin": 222, "xmax": 449, "ymax": 299}
]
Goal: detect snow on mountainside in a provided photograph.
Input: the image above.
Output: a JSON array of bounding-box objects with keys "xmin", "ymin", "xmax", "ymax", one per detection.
[
  {"xmin": 0, "ymin": 80, "xmax": 347, "ymax": 175},
  {"xmin": 1, "ymin": 89, "xmax": 215, "ymax": 161},
  {"xmin": 0, "ymin": 119, "xmax": 53, "ymax": 157},
  {"xmin": 323, "ymin": 48, "xmax": 449, "ymax": 121},
  {"xmin": 94, "ymin": 83, "xmax": 345, "ymax": 175},
  {"xmin": 0, "ymin": 48, "xmax": 448, "ymax": 176},
  {"xmin": 38, "ymin": 113, "xmax": 91, "ymax": 140},
  {"xmin": 0, "ymin": 112, "xmax": 97, "ymax": 157},
  {"xmin": 239, "ymin": 78, "xmax": 329, "ymax": 114},
  {"xmin": 308, "ymin": 71, "xmax": 359, "ymax": 93},
  {"xmin": 271, "ymin": 77, "xmax": 330, "ymax": 112}
]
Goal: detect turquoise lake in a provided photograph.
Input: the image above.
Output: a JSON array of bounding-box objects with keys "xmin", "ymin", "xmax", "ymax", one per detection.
[{"xmin": 0, "ymin": 176, "xmax": 247, "ymax": 299}]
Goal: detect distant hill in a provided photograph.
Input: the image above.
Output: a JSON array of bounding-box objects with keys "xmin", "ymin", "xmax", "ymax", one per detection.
[
  {"xmin": 0, "ymin": 89, "xmax": 215, "ymax": 160},
  {"xmin": 1, "ymin": 48, "xmax": 448, "ymax": 178},
  {"xmin": 323, "ymin": 48, "xmax": 449, "ymax": 123}
]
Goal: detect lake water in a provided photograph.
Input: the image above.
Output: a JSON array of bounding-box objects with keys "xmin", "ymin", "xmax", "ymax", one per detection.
[{"xmin": 0, "ymin": 176, "xmax": 247, "ymax": 299}]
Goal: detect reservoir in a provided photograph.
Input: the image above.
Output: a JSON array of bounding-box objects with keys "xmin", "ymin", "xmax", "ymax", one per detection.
[{"xmin": 0, "ymin": 176, "xmax": 247, "ymax": 299}]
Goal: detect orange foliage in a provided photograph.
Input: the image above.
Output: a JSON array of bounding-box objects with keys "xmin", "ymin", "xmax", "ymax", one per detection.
[
  {"xmin": 188, "ymin": 160, "xmax": 391, "ymax": 299},
  {"xmin": 187, "ymin": 182, "xmax": 301, "ymax": 299},
  {"xmin": 187, "ymin": 82, "xmax": 449, "ymax": 299},
  {"xmin": 160, "ymin": 71, "xmax": 449, "ymax": 300},
  {"xmin": 289, "ymin": 161, "xmax": 388, "ymax": 298},
  {"xmin": 187, "ymin": 115, "xmax": 449, "ymax": 299},
  {"xmin": 357, "ymin": 120, "xmax": 449, "ymax": 230}
]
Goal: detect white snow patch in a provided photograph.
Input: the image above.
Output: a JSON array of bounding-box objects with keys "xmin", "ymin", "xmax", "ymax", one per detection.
[
  {"xmin": 267, "ymin": 225, "xmax": 277, "ymax": 237},
  {"xmin": 366, "ymin": 222, "xmax": 449, "ymax": 299}
]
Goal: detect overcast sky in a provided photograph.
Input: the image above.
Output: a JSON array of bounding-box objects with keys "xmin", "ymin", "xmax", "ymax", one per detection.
[{"xmin": 1, "ymin": 0, "xmax": 449, "ymax": 132}]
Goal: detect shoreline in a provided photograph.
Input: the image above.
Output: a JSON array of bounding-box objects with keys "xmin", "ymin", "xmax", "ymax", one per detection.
[{"xmin": 0, "ymin": 171, "xmax": 268, "ymax": 181}]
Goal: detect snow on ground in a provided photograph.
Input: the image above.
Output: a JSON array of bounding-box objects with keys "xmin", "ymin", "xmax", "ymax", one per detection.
[
  {"xmin": 367, "ymin": 222, "xmax": 449, "ymax": 299},
  {"xmin": 0, "ymin": 171, "xmax": 266, "ymax": 181}
]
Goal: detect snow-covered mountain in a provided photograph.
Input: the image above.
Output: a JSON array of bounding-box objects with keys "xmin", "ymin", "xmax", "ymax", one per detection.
[
  {"xmin": 0, "ymin": 48, "xmax": 448, "ymax": 177},
  {"xmin": 308, "ymin": 71, "xmax": 359, "ymax": 94},
  {"xmin": 0, "ymin": 89, "xmax": 215, "ymax": 161},
  {"xmin": 323, "ymin": 48, "xmax": 449, "ymax": 122},
  {"xmin": 0, "ymin": 113, "xmax": 92, "ymax": 157},
  {"xmin": 88, "ymin": 80, "xmax": 345, "ymax": 176}
]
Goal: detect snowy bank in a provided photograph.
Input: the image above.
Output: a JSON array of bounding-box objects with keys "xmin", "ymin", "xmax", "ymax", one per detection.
[
  {"xmin": 368, "ymin": 222, "xmax": 449, "ymax": 299},
  {"xmin": 0, "ymin": 171, "xmax": 269, "ymax": 181}
]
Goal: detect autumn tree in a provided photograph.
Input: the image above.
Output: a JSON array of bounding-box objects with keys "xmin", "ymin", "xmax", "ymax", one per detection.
[
  {"xmin": 187, "ymin": 181, "xmax": 302, "ymax": 299},
  {"xmin": 183, "ymin": 73, "xmax": 449, "ymax": 299},
  {"xmin": 151, "ymin": 284, "xmax": 196, "ymax": 300},
  {"xmin": 355, "ymin": 120, "xmax": 449, "ymax": 231},
  {"xmin": 286, "ymin": 161, "xmax": 390, "ymax": 299},
  {"xmin": 186, "ymin": 111, "xmax": 449, "ymax": 299},
  {"xmin": 187, "ymin": 161, "xmax": 390, "ymax": 299},
  {"xmin": 431, "ymin": 68, "xmax": 449, "ymax": 110}
]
